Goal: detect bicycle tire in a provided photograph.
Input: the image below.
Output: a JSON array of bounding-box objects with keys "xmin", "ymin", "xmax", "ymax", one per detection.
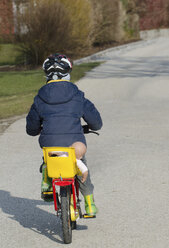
[
  {"xmin": 60, "ymin": 186, "xmax": 72, "ymax": 244},
  {"xmin": 71, "ymin": 221, "xmax": 77, "ymax": 230}
]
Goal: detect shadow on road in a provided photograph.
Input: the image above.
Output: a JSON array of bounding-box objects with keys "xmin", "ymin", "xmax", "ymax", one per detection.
[
  {"xmin": 87, "ymin": 56, "xmax": 169, "ymax": 78},
  {"xmin": 0, "ymin": 190, "xmax": 87, "ymax": 243}
]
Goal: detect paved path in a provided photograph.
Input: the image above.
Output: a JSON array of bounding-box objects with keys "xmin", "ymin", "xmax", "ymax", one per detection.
[{"xmin": 1, "ymin": 37, "xmax": 169, "ymax": 247}]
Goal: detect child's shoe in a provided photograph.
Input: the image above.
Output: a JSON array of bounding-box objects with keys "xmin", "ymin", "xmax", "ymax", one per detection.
[
  {"xmin": 41, "ymin": 191, "xmax": 53, "ymax": 202},
  {"xmin": 84, "ymin": 194, "xmax": 98, "ymax": 217}
]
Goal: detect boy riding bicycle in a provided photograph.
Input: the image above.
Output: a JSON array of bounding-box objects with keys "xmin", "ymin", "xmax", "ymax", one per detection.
[{"xmin": 26, "ymin": 54, "xmax": 102, "ymax": 216}]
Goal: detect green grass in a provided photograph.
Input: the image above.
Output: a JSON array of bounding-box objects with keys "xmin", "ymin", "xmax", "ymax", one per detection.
[
  {"xmin": 0, "ymin": 44, "xmax": 21, "ymax": 66},
  {"xmin": 0, "ymin": 62, "xmax": 101, "ymax": 119}
]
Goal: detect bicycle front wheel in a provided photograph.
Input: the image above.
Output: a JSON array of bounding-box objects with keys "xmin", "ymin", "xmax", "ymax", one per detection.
[{"xmin": 60, "ymin": 186, "xmax": 72, "ymax": 244}]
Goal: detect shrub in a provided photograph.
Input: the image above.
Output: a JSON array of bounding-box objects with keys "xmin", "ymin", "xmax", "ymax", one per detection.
[
  {"xmin": 61, "ymin": 0, "xmax": 94, "ymax": 56},
  {"xmin": 16, "ymin": 0, "xmax": 72, "ymax": 65},
  {"xmin": 138, "ymin": 0, "xmax": 169, "ymax": 30},
  {"xmin": 15, "ymin": 0, "xmax": 94, "ymax": 65},
  {"xmin": 90, "ymin": 0, "xmax": 139, "ymax": 45},
  {"xmin": 90, "ymin": 0, "xmax": 120, "ymax": 45},
  {"xmin": 15, "ymin": 0, "xmax": 140, "ymax": 65}
]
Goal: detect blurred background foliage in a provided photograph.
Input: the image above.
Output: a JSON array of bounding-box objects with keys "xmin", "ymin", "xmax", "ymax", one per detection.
[
  {"xmin": 1, "ymin": 0, "xmax": 168, "ymax": 66},
  {"xmin": 12, "ymin": 0, "xmax": 141, "ymax": 65}
]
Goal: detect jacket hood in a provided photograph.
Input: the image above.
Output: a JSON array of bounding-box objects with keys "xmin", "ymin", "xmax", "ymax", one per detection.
[{"xmin": 38, "ymin": 80, "xmax": 78, "ymax": 104}]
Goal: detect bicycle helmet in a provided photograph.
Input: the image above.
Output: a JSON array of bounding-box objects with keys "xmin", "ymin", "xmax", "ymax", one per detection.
[{"xmin": 43, "ymin": 53, "xmax": 72, "ymax": 81}]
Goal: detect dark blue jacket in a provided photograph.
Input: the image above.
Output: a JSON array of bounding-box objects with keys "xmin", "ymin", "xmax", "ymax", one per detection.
[{"xmin": 26, "ymin": 80, "xmax": 102, "ymax": 147}]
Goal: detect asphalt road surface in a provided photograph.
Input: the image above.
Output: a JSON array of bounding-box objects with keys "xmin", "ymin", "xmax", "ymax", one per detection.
[{"xmin": 1, "ymin": 37, "xmax": 169, "ymax": 248}]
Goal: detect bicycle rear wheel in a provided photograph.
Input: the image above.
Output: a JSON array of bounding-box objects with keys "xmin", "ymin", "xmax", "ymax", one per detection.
[{"xmin": 60, "ymin": 186, "xmax": 72, "ymax": 244}]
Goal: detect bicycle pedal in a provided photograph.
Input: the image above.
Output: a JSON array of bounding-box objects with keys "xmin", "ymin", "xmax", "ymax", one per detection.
[
  {"xmin": 83, "ymin": 214, "xmax": 96, "ymax": 219},
  {"xmin": 41, "ymin": 192, "xmax": 53, "ymax": 202},
  {"xmin": 42, "ymin": 191, "xmax": 53, "ymax": 195}
]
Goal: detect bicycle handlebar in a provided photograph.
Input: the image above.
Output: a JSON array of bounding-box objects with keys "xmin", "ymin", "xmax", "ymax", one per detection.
[{"xmin": 82, "ymin": 125, "xmax": 99, "ymax": 136}]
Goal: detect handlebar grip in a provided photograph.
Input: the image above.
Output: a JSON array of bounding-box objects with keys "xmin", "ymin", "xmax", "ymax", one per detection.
[
  {"xmin": 82, "ymin": 125, "xmax": 90, "ymax": 134},
  {"xmin": 82, "ymin": 125, "xmax": 100, "ymax": 135}
]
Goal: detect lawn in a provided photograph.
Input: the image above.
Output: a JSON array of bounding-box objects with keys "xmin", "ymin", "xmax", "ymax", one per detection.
[
  {"xmin": 0, "ymin": 62, "xmax": 101, "ymax": 119},
  {"xmin": 0, "ymin": 44, "xmax": 21, "ymax": 66}
]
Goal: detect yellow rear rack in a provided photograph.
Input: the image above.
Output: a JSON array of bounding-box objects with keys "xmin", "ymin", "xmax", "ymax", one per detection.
[{"xmin": 43, "ymin": 147, "xmax": 81, "ymax": 178}]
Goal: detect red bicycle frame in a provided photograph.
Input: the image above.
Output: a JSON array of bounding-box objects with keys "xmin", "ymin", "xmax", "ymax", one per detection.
[{"xmin": 52, "ymin": 178, "xmax": 79, "ymax": 212}]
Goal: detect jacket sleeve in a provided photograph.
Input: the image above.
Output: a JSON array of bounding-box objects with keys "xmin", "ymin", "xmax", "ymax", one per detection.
[
  {"xmin": 26, "ymin": 102, "xmax": 42, "ymax": 136},
  {"xmin": 82, "ymin": 98, "xmax": 103, "ymax": 131}
]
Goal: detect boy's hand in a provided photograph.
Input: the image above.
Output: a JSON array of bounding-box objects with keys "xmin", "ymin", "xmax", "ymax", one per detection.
[{"xmin": 82, "ymin": 125, "xmax": 89, "ymax": 133}]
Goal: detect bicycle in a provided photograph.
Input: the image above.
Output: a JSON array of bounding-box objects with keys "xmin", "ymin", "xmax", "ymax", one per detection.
[{"xmin": 42, "ymin": 126, "xmax": 99, "ymax": 244}]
